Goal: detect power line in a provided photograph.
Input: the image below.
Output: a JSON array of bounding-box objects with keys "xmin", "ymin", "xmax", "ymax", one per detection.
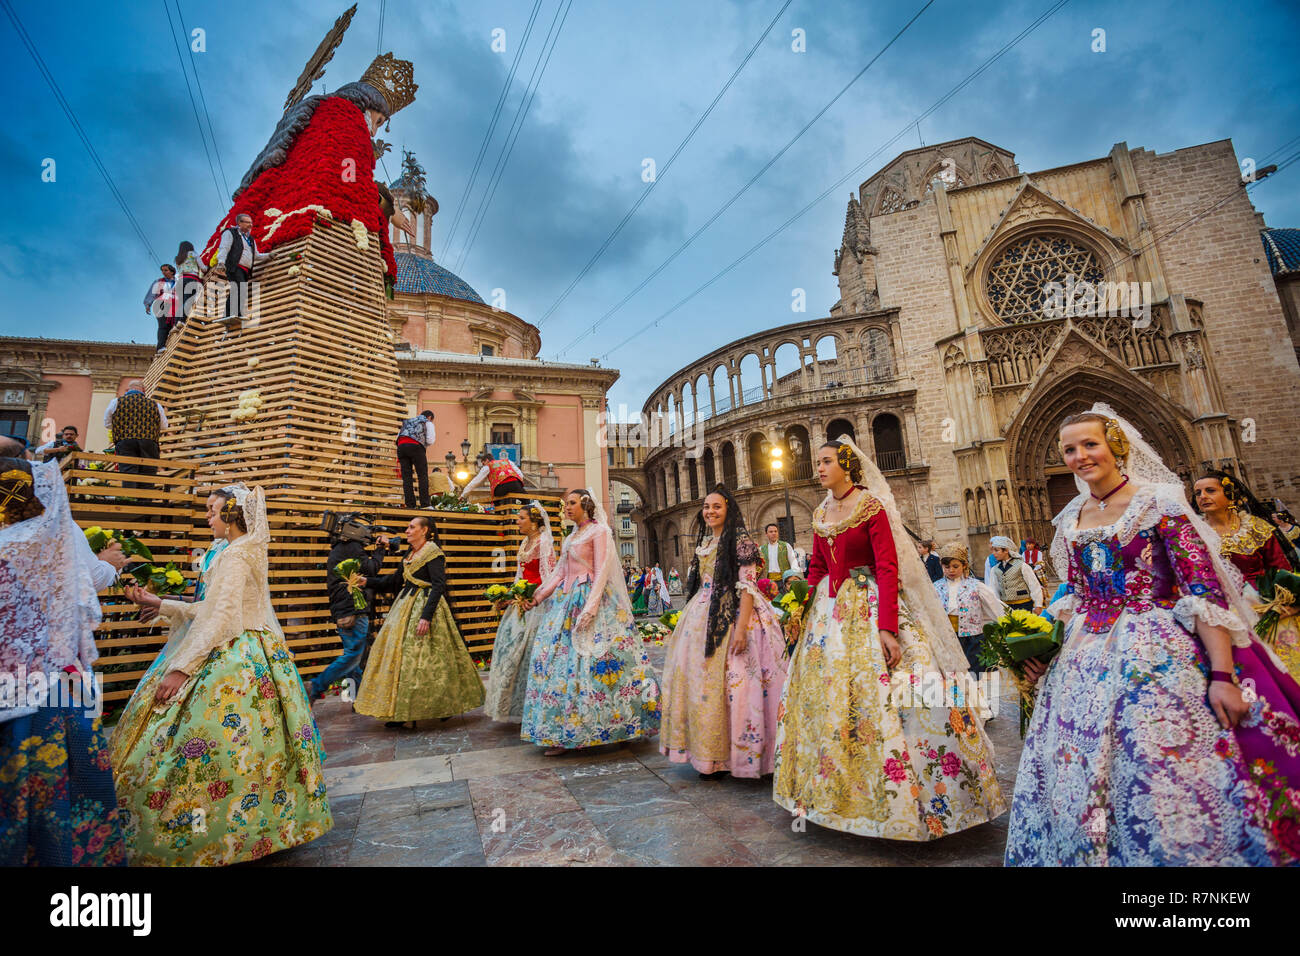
[
  {"xmin": 176, "ymin": 0, "xmax": 230, "ymax": 198},
  {"xmin": 439, "ymin": 0, "xmax": 544, "ymax": 262},
  {"xmin": 555, "ymin": 0, "xmax": 937, "ymax": 357},
  {"xmin": 594, "ymin": 0, "xmax": 1071, "ymax": 362},
  {"xmin": 163, "ymin": 0, "xmax": 225, "ymax": 212},
  {"xmin": 1, "ymin": 0, "xmax": 159, "ymax": 264},
  {"xmin": 535, "ymin": 0, "xmax": 793, "ymax": 330},
  {"xmin": 453, "ymin": 0, "xmax": 572, "ymax": 274}
]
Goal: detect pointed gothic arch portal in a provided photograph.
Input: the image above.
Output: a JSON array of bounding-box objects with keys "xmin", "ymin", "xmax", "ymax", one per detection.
[{"xmin": 1007, "ymin": 369, "xmax": 1198, "ymax": 548}]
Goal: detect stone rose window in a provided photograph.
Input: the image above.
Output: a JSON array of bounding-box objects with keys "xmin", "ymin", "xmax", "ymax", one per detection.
[{"xmin": 984, "ymin": 233, "xmax": 1106, "ymax": 324}]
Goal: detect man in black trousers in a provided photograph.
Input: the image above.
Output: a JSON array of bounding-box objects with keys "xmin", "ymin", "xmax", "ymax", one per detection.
[{"xmin": 395, "ymin": 410, "xmax": 436, "ymax": 508}]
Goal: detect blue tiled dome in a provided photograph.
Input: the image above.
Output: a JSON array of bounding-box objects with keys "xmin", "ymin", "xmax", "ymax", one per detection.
[
  {"xmin": 393, "ymin": 251, "xmax": 485, "ymax": 303},
  {"xmin": 1262, "ymin": 228, "xmax": 1300, "ymax": 277}
]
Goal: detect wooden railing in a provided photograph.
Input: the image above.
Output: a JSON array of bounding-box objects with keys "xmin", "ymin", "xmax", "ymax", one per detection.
[{"xmin": 62, "ymin": 452, "xmax": 563, "ymax": 706}]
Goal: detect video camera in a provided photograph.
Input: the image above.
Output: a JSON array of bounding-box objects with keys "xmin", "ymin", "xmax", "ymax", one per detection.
[{"xmin": 321, "ymin": 510, "xmax": 401, "ymax": 551}]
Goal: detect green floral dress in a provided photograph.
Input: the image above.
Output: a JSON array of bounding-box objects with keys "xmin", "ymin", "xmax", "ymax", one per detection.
[{"xmin": 110, "ymin": 539, "xmax": 331, "ymax": 865}]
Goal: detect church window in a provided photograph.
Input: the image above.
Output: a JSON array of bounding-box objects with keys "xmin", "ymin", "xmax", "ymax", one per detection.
[
  {"xmin": 985, "ymin": 233, "xmax": 1106, "ymax": 324},
  {"xmin": 877, "ymin": 186, "xmax": 906, "ymax": 215}
]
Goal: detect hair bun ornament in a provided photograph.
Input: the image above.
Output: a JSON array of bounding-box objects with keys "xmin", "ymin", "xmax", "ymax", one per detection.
[
  {"xmin": 1103, "ymin": 417, "xmax": 1131, "ymax": 461},
  {"xmin": 836, "ymin": 443, "xmax": 863, "ymax": 484}
]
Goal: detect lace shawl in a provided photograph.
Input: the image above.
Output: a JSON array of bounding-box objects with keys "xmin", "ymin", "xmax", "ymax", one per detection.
[
  {"xmin": 0, "ymin": 461, "xmax": 102, "ymax": 721},
  {"xmin": 157, "ymin": 535, "xmax": 275, "ymax": 676}
]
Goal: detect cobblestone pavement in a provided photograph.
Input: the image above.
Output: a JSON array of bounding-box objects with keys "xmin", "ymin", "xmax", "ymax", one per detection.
[{"xmin": 259, "ymin": 638, "xmax": 1025, "ymax": 866}]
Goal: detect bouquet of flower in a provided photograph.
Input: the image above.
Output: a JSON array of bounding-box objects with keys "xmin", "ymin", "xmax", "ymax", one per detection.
[
  {"xmin": 1253, "ymin": 568, "xmax": 1300, "ymax": 643},
  {"xmin": 332, "ymin": 557, "xmax": 367, "ymax": 611},
  {"xmin": 508, "ymin": 579, "xmax": 538, "ymax": 613},
  {"xmin": 638, "ymin": 620, "xmax": 671, "ymax": 645},
  {"xmin": 127, "ymin": 562, "xmax": 189, "ymax": 595},
  {"xmin": 84, "ymin": 526, "xmax": 153, "ymax": 561},
  {"xmin": 755, "ymin": 576, "xmax": 778, "ymax": 602},
  {"xmin": 775, "ymin": 578, "xmax": 812, "ymax": 648},
  {"xmin": 659, "ymin": 609, "xmax": 680, "ymax": 630},
  {"xmin": 976, "ymin": 608, "xmax": 1064, "ymax": 737},
  {"xmin": 485, "ymin": 583, "xmax": 512, "ymax": 610}
]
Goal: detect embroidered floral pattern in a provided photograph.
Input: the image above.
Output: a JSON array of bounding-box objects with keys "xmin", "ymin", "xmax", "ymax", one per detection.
[{"xmin": 1007, "ymin": 488, "xmax": 1300, "ymax": 865}]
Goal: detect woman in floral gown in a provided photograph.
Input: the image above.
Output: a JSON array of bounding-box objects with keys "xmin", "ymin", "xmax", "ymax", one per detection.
[
  {"xmin": 660, "ymin": 485, "xmax": 789, "ymax": 778},
  {"xmin": 484, "ymin": 502, "xmax": 555, "ymax": 722},
  {"xmin": 354, "ymin": 515, "xmax": 484, "ymax": 726},
  {"xmin": 0, "ymin": 457, "xmax": 129, "ymax": 866},
  {"xmin": 138, "ymin": 497, "xmax": 230, "ymax": 686},
  {"xmin": 773, "ymin": 439, "xmax": 1006, "ymax": 840},
  {"xmin": 112, "ymin": 485, "xmax": 331, "ymax": 865},
  {"xmin": 521, "ymin": 490, "xmax": 661, "ymax": 755},
  {"xmin": 1194, "ymin": 469, "xmax": 1300, "ymax": 681},
  {"xmin": 1006, "ymin": 405, "xmax": 1300, "ymax": 865}
]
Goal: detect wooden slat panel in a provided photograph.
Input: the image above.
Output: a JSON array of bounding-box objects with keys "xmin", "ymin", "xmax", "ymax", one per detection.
[{"xmin": 71, "ymin": 458, "xmax": 563, "ymax": 709}]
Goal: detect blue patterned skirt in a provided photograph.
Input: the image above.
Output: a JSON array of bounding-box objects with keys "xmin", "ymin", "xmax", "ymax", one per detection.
[
  {"xmin": 0, "ymin": 704, "xmax": 127, "ymax": 866},
  {"xmin": 520, "ymin": 581, "xmax": 661, "ymax": 748}
]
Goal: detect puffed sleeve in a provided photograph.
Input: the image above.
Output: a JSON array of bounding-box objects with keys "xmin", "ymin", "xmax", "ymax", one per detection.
[
  {"xmin": 167, "ymin": 549, "xmax": 251, "ymax": 676},
  {"xmin": 90, "ymin": 558, "xmax": 118, "ymax": 592},
  {"xmin": 1260, "ymin": 534, "xmax": 1292, "ymax": 574},
  {"xmin": 419, "ymin": 556, "xmax": 447, "ymax": 623},
  {"xmin": 159, "ymin": 597, "xmax": 200, "ymax": 623},
  {"xmin": 865, "ymin": 508, "xmax": 899, "ymax": 634},
  {"xmin": 580, "ymin": 531, "xmax": 611, "ymax": 620},
  {"xmin": 807, "ymin": 533, "xmax": 828, "ymax": 589},
  {"xmin": 1157, "ymin": 509, "xmax": 1246, "ymax": 634}
]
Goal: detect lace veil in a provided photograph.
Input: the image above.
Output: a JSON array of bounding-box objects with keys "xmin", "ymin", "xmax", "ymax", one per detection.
[
  {"xmin": 1050, "ymin": 402, "xmax": 1266, "ymax": 653},
  {"xmin": 560, "ymin": 495, "xmax": 634, "ymax": 657},
  {"xmin": 518, "ymin": 499, "xmax": 556, "ymax": 581},
  {"xmin": 832, "ymin": 435, "xmax": 971, "ymax": 676},
  {"xmin": 0, "ymin": 460, "xmax": 103, "ymax": 722}
]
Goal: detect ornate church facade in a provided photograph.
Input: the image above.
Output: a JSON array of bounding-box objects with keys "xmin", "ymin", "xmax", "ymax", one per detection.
[
  {"xmin": 834, "ymin": 135, "xmax": 1300, "ymax": 551},
  {"xmin": 633, "ymin": 135, "xmax": 1300, "ymax": 565}
]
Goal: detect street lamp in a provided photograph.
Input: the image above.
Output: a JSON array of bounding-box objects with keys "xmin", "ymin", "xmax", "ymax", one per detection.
[
  {"xmin": 455, "ymin": 438, "xmax": 472, "ymax": 484},
  {"xmin": 769, "ymin": 440, "xmax": 794, "ymax": 542}
]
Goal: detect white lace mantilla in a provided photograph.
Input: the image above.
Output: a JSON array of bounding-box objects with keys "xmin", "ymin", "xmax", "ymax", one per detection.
[{"xmin": 0, "ymin": 462, "xmax": 103, "ymax": 721}]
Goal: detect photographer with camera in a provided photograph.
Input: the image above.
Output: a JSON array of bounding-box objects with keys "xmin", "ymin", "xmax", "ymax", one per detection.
[
  {"xmin": 307, "ymin": 513, "xmax": 401, "ymax": 703},
  {"xmin": 35, "ymin": 425, "xmax": 83, "ymax": 463}
]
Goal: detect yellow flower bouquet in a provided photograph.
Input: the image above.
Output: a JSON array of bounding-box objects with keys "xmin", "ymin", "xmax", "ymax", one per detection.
[
  {"xmin": 128, "ymin": 562, "xmax": 190, "ymax": 596},
  {"xmin": 977, "ymin": 608, "xmax": 1064, "ymax": 737}
]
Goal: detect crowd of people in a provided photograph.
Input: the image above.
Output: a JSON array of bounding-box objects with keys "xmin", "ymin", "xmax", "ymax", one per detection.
[{"xmin": 5, "ymin": 399, "xmax": 1300, "ymax": 867}]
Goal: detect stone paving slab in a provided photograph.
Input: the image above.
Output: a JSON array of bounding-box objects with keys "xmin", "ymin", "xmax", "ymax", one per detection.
[{"xmin": 259, "ymin": 655, "xmax": 1026, "ymax": 867}]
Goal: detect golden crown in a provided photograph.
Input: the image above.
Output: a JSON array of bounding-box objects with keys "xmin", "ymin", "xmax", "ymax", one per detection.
[{"xmin": 361, "ymin": 52, "xmax": 417, "ymax": 116}]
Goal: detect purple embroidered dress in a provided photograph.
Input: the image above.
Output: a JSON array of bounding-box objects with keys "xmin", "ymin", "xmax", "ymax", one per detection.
[{"xmin": 1006, "ymin": 485, "xmax": 1300, "ymax": 866}]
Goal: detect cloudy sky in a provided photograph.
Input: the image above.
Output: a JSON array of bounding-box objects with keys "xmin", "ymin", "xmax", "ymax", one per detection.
[{"xmin": 2, "ymin": 0, "xmax": 1298, "ymax": 412}]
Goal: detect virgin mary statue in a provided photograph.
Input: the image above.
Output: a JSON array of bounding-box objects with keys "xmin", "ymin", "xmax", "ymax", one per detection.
[{"xmin": 198, "ymin": 49, "xmax": 418, "ymax": 290}]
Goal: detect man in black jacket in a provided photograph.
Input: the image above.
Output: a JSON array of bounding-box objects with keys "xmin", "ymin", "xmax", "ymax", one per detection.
[{"xmin": 307, "ymin": 535, "xmax": 388, "ymax": 702}]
